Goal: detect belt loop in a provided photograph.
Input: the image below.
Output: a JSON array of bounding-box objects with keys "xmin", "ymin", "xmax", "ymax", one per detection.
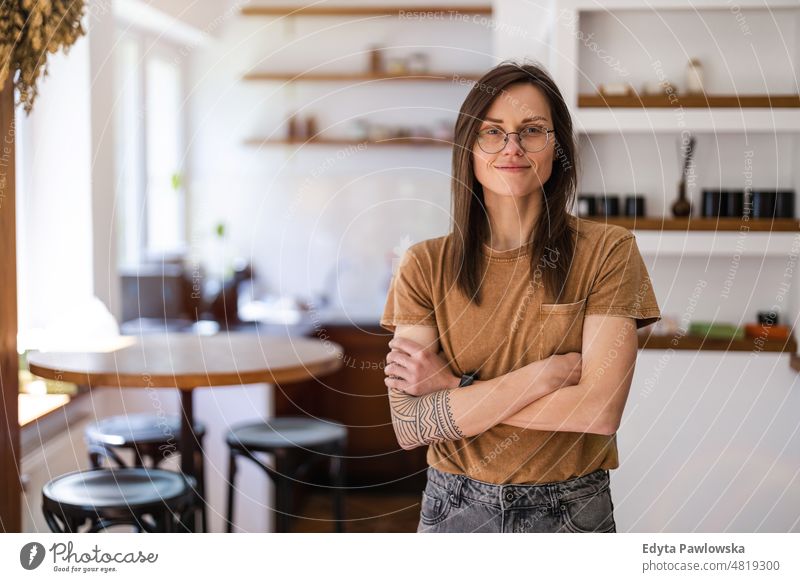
[
  {"xmin": 449, "ymin": 476, "xmax": 464, "ymax": 507},
  {"xmin": 547, "ymin": 483, "xmax": 560, "ymax": 509}
]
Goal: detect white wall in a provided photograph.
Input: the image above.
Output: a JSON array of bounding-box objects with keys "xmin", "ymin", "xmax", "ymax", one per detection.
[
  {"xmin": 493, "ymin": 0, "xmax": 555, "ymax": 67},
  {"xmin": 618, "ymin": 352, "xmax": 800, "ymax": 532},
  {"xmin": 576, "ymin": 8, "xmax": 799, "ymax": 95},
  {"xmin": 186, "ymin": 1, "xmax": 494, "ymax": 317}
]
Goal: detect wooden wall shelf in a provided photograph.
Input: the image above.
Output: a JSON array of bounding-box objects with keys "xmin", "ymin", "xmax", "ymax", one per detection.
[
  {"xmin": 578, "ymin": 94, "xmax": 800, "ymax": 108},
  {"xmin": 242, "ymin": 5, "xmax": 493, "ymax": 17},
  {"xmin": 244, "ymin": 137, "xmax": 452, "ymax": 147},
  {"xmin": 243, "ymin": 71, "xmax": 482, "ymax": 82},
  {"xmin": 640, "ymin": 333, "xmax": 797, "ymax": 353},
  {"xmin": 586, "ymin": 217, "xmax": 799, "ymax": 232}
]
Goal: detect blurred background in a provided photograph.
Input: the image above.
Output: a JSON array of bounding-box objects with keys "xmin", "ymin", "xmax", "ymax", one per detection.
[{"xmin": 6, "ymin": 0, "xmax": 800, "ymax": 533}]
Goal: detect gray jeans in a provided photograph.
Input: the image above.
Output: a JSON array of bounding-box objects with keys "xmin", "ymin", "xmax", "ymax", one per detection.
[{"xmin": 417, "ymin": 466, "xmax": 617, "ymax": 533}]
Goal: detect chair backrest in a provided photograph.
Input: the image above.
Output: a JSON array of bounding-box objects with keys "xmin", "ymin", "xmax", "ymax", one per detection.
[{"xmin": 120, "ymin": 263, "xmax": 189, "ymax": 323}]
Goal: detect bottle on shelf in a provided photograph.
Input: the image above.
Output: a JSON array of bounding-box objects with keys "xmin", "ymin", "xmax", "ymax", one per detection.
[
  {"xmin": 672, "ymin": 180, "xmax": 692, "ymax": 217},
  {"xmin": 287, "ymin": 112, "xmax": 302, "ymax": 141},
  {"xmin": 672, "ymin": 134, "xmax": 695, "ymax": 217},
  {"xmin": 685, "ymin": 58, "xmax": 705, "ymax": 94},
  {"xmin": 305, "ymin": 115, "xmax": 318, "ymax": 141},
  {"xmin": 368, "ymin": 45, "xmax": 383, "ymax": 74}
]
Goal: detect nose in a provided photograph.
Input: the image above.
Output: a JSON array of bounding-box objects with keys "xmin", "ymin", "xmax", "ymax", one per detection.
[{"xmin": 502, "ymin": 133, "xmax": 525, "ymax": 154}]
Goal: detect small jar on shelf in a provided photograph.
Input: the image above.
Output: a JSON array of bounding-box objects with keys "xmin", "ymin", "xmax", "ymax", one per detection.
[
  {"xmin": 385, "ymin": 57, "xmax": 407, "ymax": 75},
  {"xmin": 406, "ymin": 52, "xmax": 430, "ymax": 74},
  {"xmin": 624, "ymin": 194, "xmax": 646, "ymax": 217}
]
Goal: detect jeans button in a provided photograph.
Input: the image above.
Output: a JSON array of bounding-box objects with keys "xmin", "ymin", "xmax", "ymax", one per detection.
[{"xmin": 505, "ymin": 492, "xmax": 514, "ymax": 501}]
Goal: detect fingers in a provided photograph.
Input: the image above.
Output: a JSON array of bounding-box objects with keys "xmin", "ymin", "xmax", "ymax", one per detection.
[
  {"xmin": 388, "ymin": 337, "xmax": 424, "ymax": 356},
  {"xmin": 385, "ymin": 349, "xmax": 412, "ymax": 368},
  {"xmin": 385, "ymin": 349, "xmax": 413, "ymax": 382},
  {"xmin": 384, "ymin": 362, "xmax": 410, "ymax": 378},
  {"xmin": 384, "ymin": 375, "xmax": 407, "ymax": 392}
]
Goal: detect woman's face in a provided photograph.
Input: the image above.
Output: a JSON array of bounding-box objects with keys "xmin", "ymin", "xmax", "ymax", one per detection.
[{"xmin": 472, "ymin": 83, "xmax": 555, "ymax": 199}]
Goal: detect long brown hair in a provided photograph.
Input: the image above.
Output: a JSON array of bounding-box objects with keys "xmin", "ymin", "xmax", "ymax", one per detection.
[{"xmin": 449, "ymin": 60, "xmax": 578, "ymax": 304}]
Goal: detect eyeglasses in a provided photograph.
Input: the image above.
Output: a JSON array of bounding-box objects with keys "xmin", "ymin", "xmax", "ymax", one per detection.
[{"xmin": 475, "ymin": 126, "xmax": 554, "ymax": 154}]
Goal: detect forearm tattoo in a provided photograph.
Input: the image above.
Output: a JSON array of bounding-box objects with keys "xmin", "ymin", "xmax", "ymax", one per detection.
[{"xmin": 388, "ymin": 388, "xmax": 465, "ymax": 449}]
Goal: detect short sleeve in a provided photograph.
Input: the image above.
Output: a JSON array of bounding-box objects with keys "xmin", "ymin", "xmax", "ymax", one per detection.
[
  {"xmin": 380, "ymin": 248, "xmax": 437, "ymax": 332},
  {"xmin": 584, "ymin": 234, "xmax": 661, "ymax": 329}
]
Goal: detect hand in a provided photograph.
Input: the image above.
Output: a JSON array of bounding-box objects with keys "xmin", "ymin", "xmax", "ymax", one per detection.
[
  {"xmin": 384, "ymin": 337, "xmax": 460, "ymax": 397},
  {"xmin": 536, "ymin": 352, "xmax": 582, "ymax": 392}
]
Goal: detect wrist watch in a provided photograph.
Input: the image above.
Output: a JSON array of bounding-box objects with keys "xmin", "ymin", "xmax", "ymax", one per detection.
[{"xmin": 458, "ymin": 371, "xmax": 479, "ymax": 387}]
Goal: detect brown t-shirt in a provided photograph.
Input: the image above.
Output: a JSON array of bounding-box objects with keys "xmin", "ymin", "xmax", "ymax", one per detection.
[{"xmin": 380, "ymin": 215, "xmax": 661, "ymax": 485}]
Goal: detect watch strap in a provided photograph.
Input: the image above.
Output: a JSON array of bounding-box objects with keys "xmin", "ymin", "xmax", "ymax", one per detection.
[{"xmin": 458, "ymin": 371, "xmax": 479, "ymax": 387}]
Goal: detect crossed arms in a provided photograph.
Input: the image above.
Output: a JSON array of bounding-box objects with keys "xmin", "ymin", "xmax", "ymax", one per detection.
[{"xmin": 384, "ymin": 315, "xmax": 639, "ymax": 450}]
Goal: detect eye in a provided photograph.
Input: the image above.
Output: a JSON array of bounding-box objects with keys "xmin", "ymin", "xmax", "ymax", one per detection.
[
  {"xmin": 480, "ymin": 127, "xmax": 502, "ymax": 135},
  {"xmin": 520, "ymin": 126, "xmax": 545, "ymax": 136}
]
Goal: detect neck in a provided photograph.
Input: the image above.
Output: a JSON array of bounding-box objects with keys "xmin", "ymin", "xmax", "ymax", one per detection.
[{"xmin": 483, "ymin": 190, "xmax": 542, "ymax": 251}]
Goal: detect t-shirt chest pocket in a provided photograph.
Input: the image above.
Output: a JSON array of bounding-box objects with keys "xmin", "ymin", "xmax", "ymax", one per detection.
[{"xmin": 538, "ymin": 298, "xmax": 587, "ymax": 360}]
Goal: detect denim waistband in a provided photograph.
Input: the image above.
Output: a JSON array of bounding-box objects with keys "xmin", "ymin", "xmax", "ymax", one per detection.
[{"xmin": 425, "ymin": 466, "xmax": 611, "ymax": 510}]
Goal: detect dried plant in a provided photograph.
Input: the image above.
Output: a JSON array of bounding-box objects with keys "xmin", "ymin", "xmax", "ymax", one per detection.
[{"xmin": 0, "ymin": 0, "xmax": 86, "ymax": 113}]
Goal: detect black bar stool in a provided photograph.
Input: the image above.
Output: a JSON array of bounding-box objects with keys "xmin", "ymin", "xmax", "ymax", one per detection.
[
  {"xmin": 225, "ymin": 417, "xmax": 347, "ymax": 533},
  {"xmin": 84, "ymin": 413, "xmax": 207, "ymax": 532},
  {"xmin": 42, "ymin": 468, "xmax": 196, "ymax": 532}
]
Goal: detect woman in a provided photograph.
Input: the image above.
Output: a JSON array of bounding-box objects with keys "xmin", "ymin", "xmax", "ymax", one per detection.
[{"xmin": 380, "ymin": 61, "xmax": 661, "ymax": 533}]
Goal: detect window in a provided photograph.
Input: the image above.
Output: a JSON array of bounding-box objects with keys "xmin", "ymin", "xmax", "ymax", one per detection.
[{"xmin": 115, "ymin": 31, "xmax": 186, "ymax": 267}]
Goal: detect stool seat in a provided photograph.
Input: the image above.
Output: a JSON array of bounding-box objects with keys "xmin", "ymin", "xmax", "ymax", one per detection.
[
  {"xmin": 86, "ymin": 413, "xmax": 206, "ymax": 446},
  {"xmin": 83, "ymin": 414, "xmax": 208, "ymax": 532},
  {"xmin": 42, "ymin": 468, "xmax": 197, "ymax": 533},
  {"xmin": 225, "ymin": 416, "xmax": 347, "ymax": 532},
  {"xmin": 43, "ymin": 468, "xmax": 193, "ymax": 512},
  {"xmin": 226, "ymin": 417, "xmax": 347, "ymax": 451}
]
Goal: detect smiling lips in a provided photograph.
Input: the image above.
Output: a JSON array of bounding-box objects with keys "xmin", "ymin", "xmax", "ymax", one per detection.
[{"xmin": 494, "ymin": 165, "xmax": 531, "ymax": 171}]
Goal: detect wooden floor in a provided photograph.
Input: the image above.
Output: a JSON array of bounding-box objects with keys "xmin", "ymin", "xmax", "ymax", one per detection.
[{"xmin": 288, "ymin": 491, "xmax": 421, "ymax": 533}]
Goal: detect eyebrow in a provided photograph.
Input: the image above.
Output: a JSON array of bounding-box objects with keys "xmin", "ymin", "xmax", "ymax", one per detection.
[{"xmin": 484, "ymin": 116, "xmax": 549, "ymax": 123}]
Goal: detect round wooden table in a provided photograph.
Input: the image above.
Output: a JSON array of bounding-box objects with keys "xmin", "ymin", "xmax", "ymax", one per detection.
[{"xmin": 27, "ymin": 332, "xmax": 343, "ymax": 531}]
